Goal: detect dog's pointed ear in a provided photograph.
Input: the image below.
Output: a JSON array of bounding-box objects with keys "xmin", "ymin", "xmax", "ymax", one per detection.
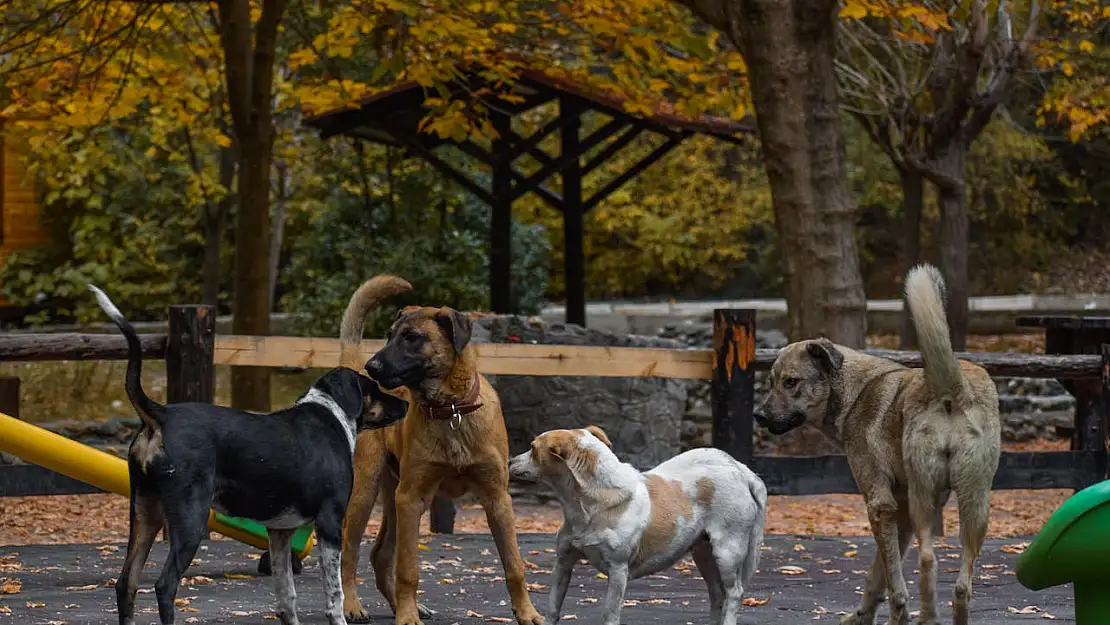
[
  {"xmin": 436, "ymin": 308, "xmax": 472, "ymax": 355},
  {"xmin": 806, "ymin": 339, "xmax": 844, "ymax": 373},
  {"xmin": 584, "ymin": 425, "xmax": 612, "ymax": 449}
]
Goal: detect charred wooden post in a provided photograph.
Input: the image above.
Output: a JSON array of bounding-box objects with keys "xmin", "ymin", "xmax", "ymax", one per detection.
[
  {"xmin": 711, "ymin": 309, "xmax": 756, "ymax": 465},
  {"xmin": 0, "ymin": 376, "xmax": 18, "ymax": 418},
  {"xmin": 167, "ymin": 305, "xmax": 217, "ymax": 404}
]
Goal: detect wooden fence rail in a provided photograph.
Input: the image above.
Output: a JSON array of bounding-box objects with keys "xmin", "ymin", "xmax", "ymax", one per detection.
[{"xmin": 1, "ymin": 308, "xmax": 1108, "ymax": 537}]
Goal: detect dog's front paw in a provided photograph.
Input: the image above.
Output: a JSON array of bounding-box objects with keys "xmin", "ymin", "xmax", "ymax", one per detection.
[
  {"xmin": 394, "ymin": 609, "xmax": 424, "ymax": 625},
  {"xmin": 840, "ymin": 612, "xmax": 875, "ymax": 625},
  {"xmin": 514, "ymin": 606, "xmax": 545, "ymax": 625},
  {"xmin": 343, "ymin": 603, "xmax": 371, "ymax": 625}
]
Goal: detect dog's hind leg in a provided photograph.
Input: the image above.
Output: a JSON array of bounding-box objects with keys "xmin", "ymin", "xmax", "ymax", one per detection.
[
  {"xmin": 342, "ymin": 435, "xmax": 386, "ymax": 623},
  {"xmin": 314, "ymin": 501, "xmax": 347, "ymax": 625},
  {"xmin": 909, "ymin": 481, "xmax": 942, "ymax": 625},
  {"xmin": 692, "ymin": 538, "xmax": 725, "ymax": 625},
  {"xmin": 116, "ymin": 490, "xmax": 163, "ymax": 625},
  {"xmin": 841, "ymin": 493, "xmax": 913, "ymax": 625},
  {"xmin": 155, "ymin": 497, "xmax": 208, "ymax": 625},
  {"xmin": 369, "ymin": 468, "xmax": 400, "ymax": 613},
  {"xmin": 267, "ymin": 528, "xmax": 300, "ymax": 625},
  {"xmin": 952, "ymin": 487, "xmax": 989, "ymax": 625}
]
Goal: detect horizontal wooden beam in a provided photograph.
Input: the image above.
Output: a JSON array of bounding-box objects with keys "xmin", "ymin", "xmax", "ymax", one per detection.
[
  {"xmin": 0, "ymin": 333, "xmax": 168, "ymax": 362},
  {"xmin": 7, "ymin": 450, "xmax": 1098, "ymax": 498},
  {"xmin": 0, "ymin": 465, "xmax": 103, "ymax": 497},
  {"xmin": 0, "ymin": 334, "xmax": 1103, "ymax": 380},
  {"xmin": 751, "ymin": 450, "xmax": 1103, "ymax": 495}
]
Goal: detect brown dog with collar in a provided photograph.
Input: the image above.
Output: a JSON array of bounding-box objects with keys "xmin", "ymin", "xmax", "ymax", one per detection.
[{"xmin": 337, "ymin": 275, "xmax": 544, "ymax": 625}]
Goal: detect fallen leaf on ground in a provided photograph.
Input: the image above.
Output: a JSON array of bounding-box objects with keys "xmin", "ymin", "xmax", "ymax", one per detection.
[
  {"xmin": 25, "ymin": 601, "xmax": 45, "ymax": 608},
  {"xmin": 822, "ymin": 569, "xmax": 842, "ymax": 575},
  {"xmin": 486, "ymin": 618, "xmax": 513, "ymax": 623},
  {"xmin": 64, "ymin": 584, "xmax": 98, "ymax": 591},
  {"xmin": 1001, "ymin": 543, "xmax": 1029, "ymax": 555},
  {"xmin": 223, "ymin": 573, "xmax": 252, "ymax": 580},
  {"xmin": 596, "ymin": 572, "xmax": 608, "ymax": 579},
  {"xmin": 0, "ymin": 606, "xmax": 10, "ymax": 615},
  {"xmin": 778, "ymin": 566, "xmax": 806, "ymax": 575},
  {"xmin": 844, "ymin": 550, "xmax": 858, "ymax": 558},
  {"xmin": 1042, "ymin": 614, "xmax": 1057, "ymax": 620},
  {"xmin": 793, "ymin": 544, "xmax": 806, "ymax": 551},
  {"xmin": 1008, "ymin": 606, "xmax": 1040, "ymax": 614},
  {"xmin": 174, "ymin": 598, "xmax": 191, "ymax": 607},
  {"xmin": 1, "ymin": 578, "xmax": 21, "ymax": 594},
  {"xmin": 742, "ymin": 594, "xmax": 772, "ymax": 607}
]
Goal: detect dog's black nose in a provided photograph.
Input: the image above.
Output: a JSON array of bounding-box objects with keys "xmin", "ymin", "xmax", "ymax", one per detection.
[
  {"xmin": 753, "ymin": 410, "xmax": 768, "ymax": 425},
  {"xmin": 365, "ymin": 359, "xmax": 384, "ymax": 378}
]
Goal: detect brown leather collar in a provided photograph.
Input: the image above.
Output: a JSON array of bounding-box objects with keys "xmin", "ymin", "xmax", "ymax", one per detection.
[{"xmin": 419, "ymin": 375, "xmax": 483, "ymax": 425}]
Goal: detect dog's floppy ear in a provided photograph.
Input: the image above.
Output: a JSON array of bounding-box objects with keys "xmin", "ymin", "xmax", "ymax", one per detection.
[
  {"xmin": 584, "ymin": 425, "xmax": 612, "ymax": 449},
  {"xmin": 806, "ymin": 339, "xmax": 844, "ymax": 374},
  {"xmin": 436, "ymin": 308, "xmax": 472, "ymax": 355}
]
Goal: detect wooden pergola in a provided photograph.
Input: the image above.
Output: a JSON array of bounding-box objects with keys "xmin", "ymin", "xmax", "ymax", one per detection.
[{"xmin": 304, "ymin": 69, "xmax": 755, "ymax": 325}]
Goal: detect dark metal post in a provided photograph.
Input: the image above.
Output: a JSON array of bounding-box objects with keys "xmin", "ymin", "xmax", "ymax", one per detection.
[
  {"xmin": 561, "ymin": 98, "xmax": 586, "ymax": 327},
  {"xmin": 166, "ymin": 305, "xmax": 216, "ymax": 404},
  {"xmin": 1096, "ymin": 344, "xmax": 1110, "ymax": 484},
  {"xmin": 0, "ymin": 376, "xmax": 19, "ymax": 418},
  {"xmin": 711, "ymin": 309, "xmax": 755, "ymax": 464},
  {"xmin": 490, "ymin": 111, "xmax": 514, "ymax": 314},
  {"xmin": 429, "ymin": 496, "xmax": 457, "ymax": 535}
]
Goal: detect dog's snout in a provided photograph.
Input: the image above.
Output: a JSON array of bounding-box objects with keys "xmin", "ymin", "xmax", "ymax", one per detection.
[{"xmin": 753, "ymin": 409, "xmax": 768, "ymax": 425}]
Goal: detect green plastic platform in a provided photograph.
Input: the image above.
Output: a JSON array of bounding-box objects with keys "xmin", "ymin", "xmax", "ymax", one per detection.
[{"xmin": 1016, "ymin": 479, "xmax": 1110, "ymax": 624}]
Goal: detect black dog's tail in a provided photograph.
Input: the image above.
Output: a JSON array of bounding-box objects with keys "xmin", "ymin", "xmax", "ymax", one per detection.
[{"xmin": 88, "ymin": 285, "xmax": 164, "ymax": 431}]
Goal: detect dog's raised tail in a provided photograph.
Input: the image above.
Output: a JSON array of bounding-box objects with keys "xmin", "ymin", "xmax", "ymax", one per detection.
[
  {"xmin": 904, "ymin": 264, "xmax": 967, "ymax": 400},
  {"xmin": 339, "ymin": 275, "xmax": 413, "ymax": 370},
  {"xmin": 87, "ymin": 285, "xmax": 163, "ymax": 431}
]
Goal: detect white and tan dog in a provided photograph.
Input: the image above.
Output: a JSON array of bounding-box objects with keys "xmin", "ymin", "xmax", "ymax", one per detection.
[{"xmin": 509, "ymin": 426, "xmax": 767, "ymax": 625}]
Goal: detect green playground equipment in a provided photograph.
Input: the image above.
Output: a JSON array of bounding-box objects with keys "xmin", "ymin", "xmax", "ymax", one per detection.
[{"xmin": 1016, "ymin": 479, "xmax": 1110, "ymax": 624}]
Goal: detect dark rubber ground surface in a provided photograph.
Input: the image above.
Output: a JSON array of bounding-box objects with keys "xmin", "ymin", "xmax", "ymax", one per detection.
[{"xmin": 0, "ymin": 533, "xmax": 1073, "ymax": 624}]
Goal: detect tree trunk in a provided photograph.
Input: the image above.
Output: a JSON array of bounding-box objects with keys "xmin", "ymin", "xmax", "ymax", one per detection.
[
  {"xmin": 933, "ymin": 146, "xmax": 969, "ymax": 351},
  {"xmin": 899, "ymin": 168, "xmax": 924, "ymax": 349},
  {"xmin": 218, "ymin": 0, "xmax": 285, "ymax": 412},
  {"xmin": 268, "ymin": 163, "xmax": 287, "ymax": 312},
  {"xmin": 202, "ymin": 145, "xmax": 236, "ymax": 307},
  {"xmin": 678, "ymin": 0, "xmax": 866, "ymax": 346}
]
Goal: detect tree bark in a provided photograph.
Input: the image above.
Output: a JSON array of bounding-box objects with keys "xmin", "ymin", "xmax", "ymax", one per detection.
[
  {"xmin": 269, "ymin": 162, "xmax": 288, "ymax": 312},
  {"xmin": 933, "ymin": 146, "xmax": 969, "ymax": 351},
  {"xmin": 676, "ymin": 0, "xmax": 866, "ymax": 346},
  {"xmin": 217, "ymin": 0, "xmax": 286, "ymax": 411},
  {"xmin": 899, "ymin": 168, "xmax": 924, "ymax": 349},
  {"xmin": 202, "ymin": 144, "xmax": 236, "ymax": 307}
]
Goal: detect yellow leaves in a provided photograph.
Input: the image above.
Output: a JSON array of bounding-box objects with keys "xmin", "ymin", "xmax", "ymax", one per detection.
[
  {"xmin": 289, "ymin": 48, "xmax": 319, "ymax": 70},
  {"xmin": 840, "ymin": 2, "xmax": 869, "ymax": 20},
  {"xmin": 214, "ymin": 133, "xmax": 232, "ymax": 149},
  {"xmin": 1080, "ymin": 40, "xmax": 1096, "ymax": 54},
  {"xmin": 1061, "ymin": 61, "xmax": 1076, "ymax": 77}
]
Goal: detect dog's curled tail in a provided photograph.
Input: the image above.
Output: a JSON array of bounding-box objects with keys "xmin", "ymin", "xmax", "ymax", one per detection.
[
  {"xmin": 339, "ymin": 275, "xmax": 413, "ymax": 370},
  {"xmin": 87, "ymin": 285, "xmax": 164, "ymax": 431},
  {"xmin": 904, "ymin": 264, "xmax": 967, "ymax": 401}
]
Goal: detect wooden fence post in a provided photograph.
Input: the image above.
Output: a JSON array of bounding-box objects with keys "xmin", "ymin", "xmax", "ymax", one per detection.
[
  {"xmin": 0, "ymin": 376, "xmax": 19, "ymax": 418},
  {"xmin": 430, "ymin": 496, "xmax": 456, "ymax": 535},
  {"xmin": 1097, "ymin": 344, "xmax": 1110, "ymax": 483},
  {"xmin": 167, "ymin": 305, "xmax": 216, "ymax": 404},
  {"xmin": 711, "ymin": 309, "xmax": 755, "ymax": 465}
]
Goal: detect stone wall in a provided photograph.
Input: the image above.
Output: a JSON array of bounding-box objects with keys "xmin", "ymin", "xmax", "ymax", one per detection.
[{"xmin": 659, "ymin": 320, "xmax": 1076, "ymax": 454}]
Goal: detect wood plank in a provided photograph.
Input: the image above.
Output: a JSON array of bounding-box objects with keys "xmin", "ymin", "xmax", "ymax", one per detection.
[
  {"xmin": 750, "ymin": 451, "xmax": 1100, "ymax": 496},
  {"xmin": 212, "ymin": 336, "xmax": 1103, "ymax": 380},
  {"xmin": 5, "ymin": 450, "xmax": 1096, "ymax": 498},
  {"xmin": 0, "ymin": 333, "xmax": 168, "ymax": 361},
  {"xmin": 0, "ymin": 465, "xmax": 103, "ymax": 497}
]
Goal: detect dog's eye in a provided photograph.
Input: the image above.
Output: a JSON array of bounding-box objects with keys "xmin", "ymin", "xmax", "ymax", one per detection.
[
  {"xmin": 783, "ymin": 377, "xmax": 799, "ymax": 390},
  {"xmin": 403, "ymin": 330, "xmax": 423, "ymax": 343}
]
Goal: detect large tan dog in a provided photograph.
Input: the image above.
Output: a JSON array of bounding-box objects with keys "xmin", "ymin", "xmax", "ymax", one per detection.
[
  {"xmin": 755, "ymin": 264, "xmax": 1000, "ymax": 625},
  {"xmin": 337, "ymin": 275, "xmax": 543, "ymax": 625}
]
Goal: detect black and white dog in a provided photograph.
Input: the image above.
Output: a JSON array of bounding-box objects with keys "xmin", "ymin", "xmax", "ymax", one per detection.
[{"xmin": 89, "ymin": 285, "xmax": 408, "ymax": 625}]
